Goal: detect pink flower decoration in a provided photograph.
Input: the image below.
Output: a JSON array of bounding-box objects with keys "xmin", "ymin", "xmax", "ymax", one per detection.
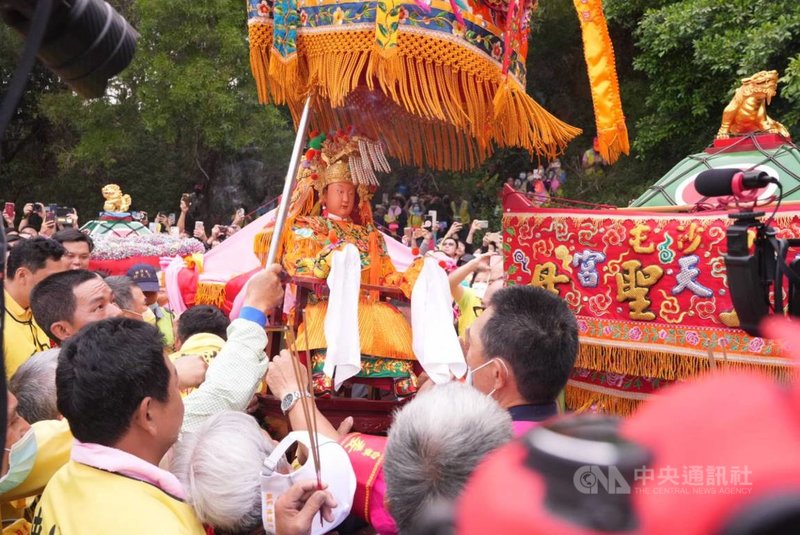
[
  {"xmin": 748, "ymin": 337, "xmax": 765, "ymax": 353},
  {"xmin": 605, "ymin": 372, "xmax": 625, "ymax": 387},
  {"xmin": 627, "ymin": 327, "xmax": 643, "ymax": 341},
  {"xmin": 685, "ymin": 331, "xmax": 700, "ymax": 346},
  {"xmin": 577, "ymin": 320, "xmax": 589, "ymax": 334}
]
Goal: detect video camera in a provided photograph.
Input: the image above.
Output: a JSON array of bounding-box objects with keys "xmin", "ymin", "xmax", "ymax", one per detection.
[{"xmin": 695, "ymin": 168, "xmax": 797, "ymax": 336}]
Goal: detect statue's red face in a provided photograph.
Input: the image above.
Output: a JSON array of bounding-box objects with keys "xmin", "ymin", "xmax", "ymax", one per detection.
[{"xmin": 324, "ymin": 182, "xmax": 356, "ymax": 219}]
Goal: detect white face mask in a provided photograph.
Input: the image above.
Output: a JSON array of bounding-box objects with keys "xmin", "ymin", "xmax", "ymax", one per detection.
[
  {"xmin": 465, "ymin": 358, "xmax": 509, "ymax": 398},
  {"xmin": 260, "ymin": 431, "xmax": 356, "ymax": 535},
  {"xmin": 0, "ymin": 428, "xmax": 37, "ymax": 494},
  {"xmin": 471, "ymin": 282, "xmax": 488, "ymax": 299}
]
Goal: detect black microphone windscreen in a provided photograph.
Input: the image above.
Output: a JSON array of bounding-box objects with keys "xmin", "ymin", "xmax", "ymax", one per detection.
[{"xmin": 694, "ymin": 168, "xmax": 740, "ymax": 197}]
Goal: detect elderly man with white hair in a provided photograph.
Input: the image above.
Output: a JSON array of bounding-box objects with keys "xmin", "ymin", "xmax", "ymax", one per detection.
[
  {"xmin": 383, "ymin": 382, "xmax": 513, "ymax": 534},
  {"xmin": 264, "ymin": 351, "xmax": 513, "ymax": 535},
  {"xmin": 171, "ymin": 411, "xmax": 278, "ymax": 533},
  {"xmin": 171, "ymin": 410, "xmax": 339, "ymax": 535},
  {"xmin": 9, "ymin": 348, "xmax": 60, "ymax": 424}
]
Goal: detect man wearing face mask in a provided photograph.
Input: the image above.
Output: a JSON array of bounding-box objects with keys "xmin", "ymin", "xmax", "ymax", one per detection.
[
  {"xmin": 0, "ymin": 392, "xmax": 72, "ymax": 528},
  {"xmin": 105, "ymin": 275, "xmax": 151, "ymax": 322},
  {"xmin": 464, "ymin": 286, "xmax": 578, "ymax": 435},
  {"xmin": 126, "ymin": 263, "xmax": 175, "ymax": 348}
]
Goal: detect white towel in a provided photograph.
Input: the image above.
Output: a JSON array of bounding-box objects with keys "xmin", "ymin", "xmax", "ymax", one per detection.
[
  {"xmin": 412, "ymin": 258, "xmax": 468, "ymax": 383},
  {"xmin": 324, "ymin": 244, "xmax": 362, "ymax": 389}
]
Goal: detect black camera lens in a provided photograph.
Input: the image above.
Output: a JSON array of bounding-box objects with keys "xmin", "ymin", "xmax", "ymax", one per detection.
[
  {"xmin": 2, "ymin": 0, "xmax": 139, "ymax": 98},
  {"xmin": 525, "ymin": 415, "xmax": 651, "ymax": 532}
]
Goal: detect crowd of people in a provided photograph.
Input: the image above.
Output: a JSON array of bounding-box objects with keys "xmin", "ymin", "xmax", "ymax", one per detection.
[
  {"xmin": 1, "ymin": 142, "xmax": 792, "ymax": 534},
  {"xmin": 369, "ymin": 185, "xmax": 504, "ymax": 272},
  {"xmin": 0, "ymin": 186, "xmax": 580, "ymax": 535}
]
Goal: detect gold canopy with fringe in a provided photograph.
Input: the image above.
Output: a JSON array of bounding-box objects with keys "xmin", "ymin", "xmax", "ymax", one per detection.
[{"xmin": 247, "ymin": 0, "xmax": 591, "ymax": 170}]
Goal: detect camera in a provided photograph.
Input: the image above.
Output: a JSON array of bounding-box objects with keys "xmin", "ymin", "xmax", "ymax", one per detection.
[
  {"xmin": 1, "ymin": 0, "xmax": 139, "ymax": 99},
  {"xmin": 723, "ymin": 209, "xmax": 800, "ymax": 336}
]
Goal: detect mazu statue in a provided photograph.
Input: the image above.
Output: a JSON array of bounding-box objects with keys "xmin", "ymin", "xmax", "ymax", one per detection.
[{"xmin": 256, "ymin": 131, "xmax": 465, "ymax": 397}]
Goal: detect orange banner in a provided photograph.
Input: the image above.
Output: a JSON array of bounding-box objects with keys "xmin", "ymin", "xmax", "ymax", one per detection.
[{"xmin": 573, "ymin": 0, "xmax": 629, "ymax": 163}]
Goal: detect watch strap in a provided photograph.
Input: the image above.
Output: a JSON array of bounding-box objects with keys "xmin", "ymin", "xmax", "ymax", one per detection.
[{"xmin": 281, "ymin": 390, "xmax": 311, "ymax": 415}]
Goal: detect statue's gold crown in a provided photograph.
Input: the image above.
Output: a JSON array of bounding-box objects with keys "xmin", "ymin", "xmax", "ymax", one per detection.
[
  {"xmin": 321, "ymin": 159, "xmax": 354, "ymax": 190},
  {"xmin": 308, "ymin": 135, "xmax": 391, "ymax": 193}
]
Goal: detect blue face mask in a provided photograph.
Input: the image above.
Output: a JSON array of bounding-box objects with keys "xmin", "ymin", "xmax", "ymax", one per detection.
[{"xmin": 0, "ymin": 428, "xmax": 38, "ymax": 494}]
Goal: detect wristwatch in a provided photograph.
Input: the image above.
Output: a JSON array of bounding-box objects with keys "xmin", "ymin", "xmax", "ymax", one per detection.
[{"xmin": 280, "ymin": 390, "xmax": 311, "ymax": 415}]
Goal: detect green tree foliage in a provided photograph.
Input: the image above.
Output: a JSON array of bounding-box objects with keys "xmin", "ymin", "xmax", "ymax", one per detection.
[
  {"xmin": 606, "ymin": 0, "xmax": 800, "ymax": 163},
  {"xmin": 521, "ymin": 0, "xmax": 800, "ymax": 206},
  {"xmin": 4, "ymin": 0, "xmax": 800, "ymax": 215},
  {"xmin": 1, "ymin": 0, "xmax": 292, "ymax": 222}
]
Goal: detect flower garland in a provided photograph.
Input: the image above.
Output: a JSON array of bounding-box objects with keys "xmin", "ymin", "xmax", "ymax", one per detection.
[{"xmin": 91, "ymin": 234, "xmax": 205, "ymax": 260}]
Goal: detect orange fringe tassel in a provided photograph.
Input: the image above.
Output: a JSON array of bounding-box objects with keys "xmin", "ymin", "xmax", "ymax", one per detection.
[
  {"xmin": 247, "ymin": 24, "xmax": 581, "ymax": 168},
  {"xmin": 565, "ymin": 384, "xmax": 643, "ymax": 417},
  {"xmin": 247, "ymin": 23, "xmax": 274, "ymax": 105},
  {"xmin": 576, "ymin": 344, "xmax": 794, "ymax": 382},
  {"xmin": 195, "ymin": 281, "xmax": 227, "ymax": 308}
]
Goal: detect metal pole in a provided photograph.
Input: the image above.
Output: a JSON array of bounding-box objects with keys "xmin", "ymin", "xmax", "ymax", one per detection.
[{"xmin": 266, "ymin": 96, "xmax": 313, "ymax": 266}]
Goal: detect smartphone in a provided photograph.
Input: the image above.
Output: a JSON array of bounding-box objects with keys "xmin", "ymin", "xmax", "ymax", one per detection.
[
  {"xmin": 4, "ymin": 202, "xmax": 14, "ymax": 220},
  {"xmin": 45, "ymin": 210, "xmax": 56, "ymax": 224},
  {"xmin": 475, "ymin": 220, "xmax": 489, "ymax": 229},
  {"xmin": 236, "ymin": 207, "xmax": 245, "ymax": 218},
  {"xmin": 424, "ymin": 210, "xmax": 438, "ymax": 231},
  {"xmin": 195, "ymin": 221, "xmax": 205, "ymax": 232},
  {"xmin": 168, "ymin": 213, "xmax": 176, "ymax": 226},
  {"xmin": 181, "ymin": 193, "xmax": 191, "ymax": 205},
  {"xmin": 382, "ymin": 193, "xmax": 390, "ymax": 205}
]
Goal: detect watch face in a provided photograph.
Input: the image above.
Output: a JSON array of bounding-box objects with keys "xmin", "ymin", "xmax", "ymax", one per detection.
[{"xmin": 281, "ymin": 392, "xmax": 296, "ymax": 413}]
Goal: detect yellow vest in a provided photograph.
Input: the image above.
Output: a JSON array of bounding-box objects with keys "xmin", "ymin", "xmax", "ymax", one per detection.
[
  {"xmin": 3, "ymin": 289, "xmax": 51, "ymax": 379},
  {"xmin": 169, "ymin": 332, "xmax": 225, "ymax": 396},
  {"xmin": 32, "ymin": 461, "xmax": 204, "ymax": 535},
  {"xmin": 156, "ymin": 306, "xmax": 176, "ymax": 351}
]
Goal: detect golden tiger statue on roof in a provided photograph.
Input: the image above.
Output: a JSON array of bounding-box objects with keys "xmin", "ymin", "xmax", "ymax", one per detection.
[
  {"xmin": 716, "ymin": 70, "xmax": 791, "ymax": 139},
  {"xmin": 102, "ymin": 184, "xmax": 132, "ymax": 213}
]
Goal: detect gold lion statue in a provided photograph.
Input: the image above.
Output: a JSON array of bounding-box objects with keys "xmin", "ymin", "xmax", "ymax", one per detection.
[
  {"xmin": 717, "ymin": 70, "xmax": 790, "ymax": 139},
  {"xmin": 102, "ymin": 184, "xmax": 132, "ymax": 213}
]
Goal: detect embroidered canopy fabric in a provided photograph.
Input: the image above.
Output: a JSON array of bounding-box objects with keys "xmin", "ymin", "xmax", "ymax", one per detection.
[
  {"xmin": 502, "ymin": 201, "xmax": 799, "ymax": 415},
  {"xmin": 247, "ymin": 0, "xmax": 595, "ymax": 169}
]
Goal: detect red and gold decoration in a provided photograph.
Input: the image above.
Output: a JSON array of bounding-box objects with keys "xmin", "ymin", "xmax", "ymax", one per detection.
[
  {"xmin": 503, "ymin": 203, "xmax": 800, "ymax": 415},
  {"xmin": 246, "ymin": 0, "xmax": 606, "ymax": 169}
]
